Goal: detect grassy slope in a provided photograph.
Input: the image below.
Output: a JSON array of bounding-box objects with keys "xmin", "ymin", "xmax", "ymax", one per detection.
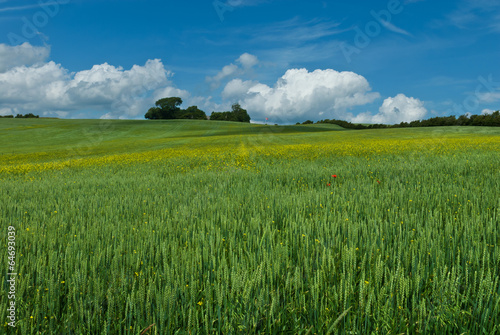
[
  {"xmin": 1, "ymin": 118, "xmax": 499, "ymax": 158},
  {"xmin": 0, "ymin": 119, "xmax": 345, "ymax": 156}
]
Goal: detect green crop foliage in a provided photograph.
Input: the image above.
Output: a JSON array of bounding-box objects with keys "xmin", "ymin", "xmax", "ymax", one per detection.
[{"xmin": 1, "ymin": 119, "xmax": 499, "ymax": 334}]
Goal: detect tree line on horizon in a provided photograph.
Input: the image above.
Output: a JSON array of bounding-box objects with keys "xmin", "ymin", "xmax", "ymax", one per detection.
[
  {"xmin": 299, "ymin": 110, "xmax": 500, "ymax": 128},
  {"xmin": 0, "ymin": 104, "xmax": 497, "ymax": 127},
  {"xmin": 144, "ymin": 97, "xmax": 250, "ymax": 123},
  {"xmin": 0, "ymin": 113, "xmax": 39, "ymax": 118}
]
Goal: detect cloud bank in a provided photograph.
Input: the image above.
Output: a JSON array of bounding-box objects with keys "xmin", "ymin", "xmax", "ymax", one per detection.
[
  {"xmin": 352, "ymin": 94, "xmax": 428, "ymax": 124},
  {"xmin": 1, "ymin": 43, "xmax": 431, "ymax": 124},
  {"xmin": 0, "ymin": 43, "xmax": 199, "ymax": 119},
  {"xmin": 0, "ymin": 42, "xmax": 50, "ymax": 72},
  {"xmin": 222, "ymin": 68, "xmax": 380, "ymax": 123}
]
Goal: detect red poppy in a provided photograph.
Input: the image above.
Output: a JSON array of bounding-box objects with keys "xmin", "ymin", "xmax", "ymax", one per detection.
[
  {"xmin": 327, "ymin": 183, "xmax": 331, "ymax": 186},
  {"xmin": 377, "ymin": 180, "xmax": 380, "ymax": 184},
  {"xmin": 332, "ymin": 175, "xmax": 337, "ymax": 178}
]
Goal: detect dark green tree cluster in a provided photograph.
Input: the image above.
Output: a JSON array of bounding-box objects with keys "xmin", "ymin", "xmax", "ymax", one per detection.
[
  {"xmin": 17, "ymin": 113, "xmax": 39, "ymax": 118},
  {"xmin": 144, "ymin": 98, "xmax": 251, "ymax": 123},
  {"xmin": 313, "ymin": 110, "xmax": 500, "ymax": 129},
  {"xmin": 400, "ymin": 111, "xmax": 500, "ymax": 127},
  {"xmin": 315, "ymin": 118, "xmax": 385, "ymax": 129},
  {"xmin": 209, "ymin": 103, "xmax": 251, "ymax": 123},
  {"xmin": 144, "ymin": 97, "xmax": 207, "ymax": 120},
  {"xmin": 0, "ymin": 113, "xmax": 39, "ymax": 118}
]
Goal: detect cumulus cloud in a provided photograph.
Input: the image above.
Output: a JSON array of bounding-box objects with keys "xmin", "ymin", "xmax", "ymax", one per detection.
[
  {"xmin": 0, "ymin": 46, "xmax": 180, "ymax": 118},
  {"xmin": 237, "ymin": 53, "xmax": 259, "ymax": 68},
  {"xmin": 207, "ymin": 64, "xmax": 239, "ymax": 89},
  {"xmin": 0, "ymin": 43, "xmax": 433, "ymax": 124},
  {"xmin": 352, "ymin": 94, "xmax": 427, "ymax": 124},
  {"xmin": 0, "ymin": 43, "xmax": 50, "ymax": 73},
  {"xmin": 222, "ymin": 78, "xmax": 258, "ymax": 99},
  {"xmin": 0, "ymin": 42, "xmax": 224, "ymax": 119},
  {"xmin": 0, "ymin": 61, "xmax": 69, "ymax": 106},
  {"xmin": 206, "ymin": 52, "xmax": 259, "ymax": 89},
  {"xmin": 153, "ymin": 86, "xmax": 191, "ymax": 101},
  {"xmin": 223, "ymin": 68, "xmax": 380, "ymax": 123}
]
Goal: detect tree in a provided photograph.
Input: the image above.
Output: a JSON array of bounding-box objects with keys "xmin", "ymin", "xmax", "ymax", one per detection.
[
  {"xmin": 145, "ymin": 97, "xmax": 209, "ymax": 120},
  {"xmin": 210, "ymin": 111, "xmax": 233, "ymax": 121},
  {"xmin": 231, "ymin": 103, "xmax": 251, "ymax": 123},
  {"xmin": 490, "ymin": 111, "xmax": 500, "ymax": 126},
  {"xmin": 301, "ymin": 111, "xmax": 500, "ymax": 129},
  {"xmin": 155, "ymin": 97, "xmax": 182, "ymax": 111},
  {"xmin": 457, "ymin": 114, "xmax": 470, "ymax": 126},
  {"xmin": 145, "ymin": 107, "xmax": 161, "ymax": 120},
  {"xmin": 209, "ymin": 103, "xmax": 251, "ymax": 123},
  {"xmin": 145, "ymin": 97, "xmax": 183, "ymax": 119},
  {"xmin": 180, "ymin": 106, "xmax": 207, "ymax": 120}
]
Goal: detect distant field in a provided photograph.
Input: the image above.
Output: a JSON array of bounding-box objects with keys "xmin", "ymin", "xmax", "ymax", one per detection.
[{"xmin": 1, "ymin": 119, "xmax": 499, "ymax": 334}]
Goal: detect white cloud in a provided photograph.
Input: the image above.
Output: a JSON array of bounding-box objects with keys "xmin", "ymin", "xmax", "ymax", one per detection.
[
  {"xmin": 237, "ymin": 53, "xmax": 259, "ymax": 68},
  {"xmin": 255, "ymin": 17, "xmax": 344, "ymax": 43},
  {"xmin": 0, "ymin": 61, "xmax": 69, "ymax": 106},
  {"xmin": 153, "ymin": 86, "xmax": 191, "ymax": 102},
  {"xmin": 0, "ymin": 46, "xmax": 177, "ymax": 118},
  {"xmin": 0, "ymin": 43, "xmax": 228, "ymax": 119},
  {"xmin": 478, "ymin": 92, "xmax": 500, "ymax": 103},
  {"xmin": 206, "ymin": 53, "xmax": 259, "ymax": 89},
  {"xmin": 379, "ymin": 20, "xmax": 412, "ymax": 36},
  {"xmin": 222, "ymin": 78, "xmax": 258, "ymax": 99},
  {"xmin": 207, "ymin": 64, "xmax": 239, "ymax": 89},
  {"xmin": 0, "ymin": 107, "xmax": 13, "ymax": 116},
  {"xmin": 0, "ymin": 43, "xmax": 50, "ymax": 72},
  {"xmin": 481, "ymin": 108, "xmax": 496, "ymax": 115},
  {"xmin": 67, "ymin": 60, "xmax": 168, "ymax": 109},
  {"xmin": 351, "ymin": 94, "xmax": 427, "ymax": 124},
  {"xmin": 223, "ymin": 68, "xmax": 380, "ymax": 123}
]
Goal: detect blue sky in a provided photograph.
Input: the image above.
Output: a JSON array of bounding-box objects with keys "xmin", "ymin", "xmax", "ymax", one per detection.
[{"xmin": 0, "ymin": 0, "xmax": 499, "ymax": 124}]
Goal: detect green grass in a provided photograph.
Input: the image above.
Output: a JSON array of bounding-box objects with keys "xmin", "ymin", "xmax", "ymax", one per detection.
[
  {"xmin": 1, "ymin": 119, "xmax": 499, "ymax": 334},
  {"xmin": 0, "ymin": 119, "xmax": 345, "ymax": 155}
]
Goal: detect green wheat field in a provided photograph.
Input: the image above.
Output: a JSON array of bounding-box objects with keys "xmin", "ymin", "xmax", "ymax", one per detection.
[{"xmin": 1, "ymin": 118, "xmax": 499, "ymax": 334}]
